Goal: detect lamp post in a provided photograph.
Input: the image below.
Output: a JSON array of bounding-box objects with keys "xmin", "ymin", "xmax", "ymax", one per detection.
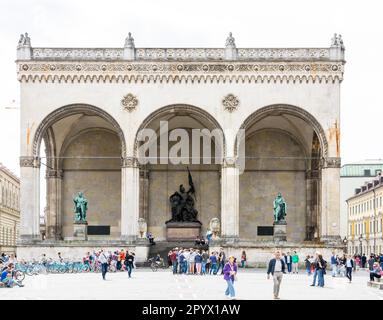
[
  {"xmin": 343, "ymin": 237, "xmax": 348, "ymax": 254},
  {"xmin": 373, "ymin": 189, "xmax": 377, "ymax": 255}
]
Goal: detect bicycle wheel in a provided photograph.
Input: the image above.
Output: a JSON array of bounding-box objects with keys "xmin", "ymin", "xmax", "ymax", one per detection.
[
  {"xmin": 151, "ymin": 263, "xmax": 158, "ymax": 272},
  {"xmin": 15, "ymin": 270, "xmax": 25, "ymax": 282}
]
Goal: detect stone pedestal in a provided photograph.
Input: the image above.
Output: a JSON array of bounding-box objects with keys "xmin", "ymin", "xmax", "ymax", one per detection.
[
  {"xmin": 273, "ymin": 221, "xmax": 287, "ymax": 242},
  {"xmin": 165, "ymin": 222, "xmax": 202, "ymax": 241},
  {"xmin": 73, "ymin": 221, "xmax": 88, "ymax": 241}
]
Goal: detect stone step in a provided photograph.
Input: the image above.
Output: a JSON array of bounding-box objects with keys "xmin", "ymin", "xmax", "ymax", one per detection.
[{"xmin": 367, "ymin": 281, "xmax": 383, "ymax": 289}]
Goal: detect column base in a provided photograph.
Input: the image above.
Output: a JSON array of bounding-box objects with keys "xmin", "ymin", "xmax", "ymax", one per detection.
[
  {"xmin": 17, "ymin": 235, "xmax": 42, "ymax": 244},
  {"xmin": 120, "ymin": 235, "xmax": 138, "ymax": 244},
  {"xmin": 320, "ymin": 235, "xmax": 343, "ymax": 246}
]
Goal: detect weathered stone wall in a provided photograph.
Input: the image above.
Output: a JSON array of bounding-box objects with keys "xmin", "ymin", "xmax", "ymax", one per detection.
[
  {"xmin": 61, "ymin": 130, "xmax": 121, "ymax": 239},
  {"xmin": 239, "ymin": 129, "xmax": 307, "ymax": 241}
]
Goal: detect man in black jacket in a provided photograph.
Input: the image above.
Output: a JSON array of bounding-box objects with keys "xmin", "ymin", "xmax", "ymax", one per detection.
[{"xmin": 267, "ymin": 251, "xmax": 286, "ymax": 299}]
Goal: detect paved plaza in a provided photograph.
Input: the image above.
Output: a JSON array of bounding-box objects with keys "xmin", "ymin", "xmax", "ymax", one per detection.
[{"xmin": 1, "ymin": 268, "xmax": 381, "ymax": 300}]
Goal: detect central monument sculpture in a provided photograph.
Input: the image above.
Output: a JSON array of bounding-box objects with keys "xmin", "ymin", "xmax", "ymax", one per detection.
[
  {"xmin": 165, "ymin": 167, "xmax": 202, "ymax": 240},
  {"xmin": 273, "ymin": 192, "xmax": 287, "ymax": 242},
  {"xmin": 73, "ymin": 191, "xmax": 88, "ymax": 240}
]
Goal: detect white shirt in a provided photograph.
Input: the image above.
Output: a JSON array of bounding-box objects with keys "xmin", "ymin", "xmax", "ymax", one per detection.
[
  {"xmin": 275, "ymin": 259, "xmax": 282, "ymax": 272},
  {"xmin": 188, "ymin": 252, "xmax": 197, "ymax": 263},
  {"xmin": 98, "ymin": 252, "xmax": 109, "ymax": 264},
  {"xmin": 346, "ymin": 259, "xmax": 353, "ymax": 268}
]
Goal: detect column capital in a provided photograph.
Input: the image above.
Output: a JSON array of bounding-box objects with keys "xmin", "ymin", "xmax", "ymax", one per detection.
[
  {"xmin": 20, "ymin": 156, "xmax": 41, "ymax": 168},
  {"xmin": 321, "ymin": 157, "xmax": 341, "ymax": 169},
  {"xmin": 121, "ymin": 157, "xmax": 139, "ymax": 168},
  {"xmin": 45, "ymin": 169, "xmax": 63, "ymax": 179},
  {"xmin": 222, "ymin": 157, "xmax": 238, "ymax": 168}
]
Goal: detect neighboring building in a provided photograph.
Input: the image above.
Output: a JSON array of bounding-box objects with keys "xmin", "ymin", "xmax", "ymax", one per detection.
[
  {"xmin": 0, "ymin": 163, "xmax": 20, "ymax": 254},
  {"xmin": 16, "ymin": 32, "xmax": 345, "ymax": 263},
  {"xmin": 347, "ymin": 174, "xmax": 383, "ymax": 255},
  {"xmin": 340, "ymin": 160, "xmax": 383, "ymax": 238}
]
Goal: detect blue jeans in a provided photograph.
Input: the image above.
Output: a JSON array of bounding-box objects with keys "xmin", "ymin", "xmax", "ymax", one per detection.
[
  {"xmin": 101, "ymin": 263, "xmax": 108, "ymax": 279},
  {"xmin": 312, "ymin": 269, "xmax": 317, "ymax": 285},
  {"xmin": 210, "ymin": 263, "xmax": 217, "ymax": 274},
  {"xmin": 317, "ymin": 269, "xmax": 324, "ymax": 287},
  {"xmin": 202, "ymin": 261, "xmax": 207, "ymax": 274},
  {"xmin": 172, "ymin": 261, "xmax": 178, "ymax": 274},
  {"xmin": 306, "ymin": 266, "xmax": 311, "ymax": 275},
  {"xmin": 331, "ymin": 264, "xmax": 337, "ymax": 277},
  {"xmin": 287, "ymin": 263, "xmax": 292, "ymax": 273},
  {"xmin": 126, "ymin": 264, "xmax": 132, "ymax": 277},
  {"xmin": 225, "ymin": 279, "xmax": 235, "ymax": 297},
  {"xmin": 217, "ymin": 262, "xmax": 225, "ymax": 274}
]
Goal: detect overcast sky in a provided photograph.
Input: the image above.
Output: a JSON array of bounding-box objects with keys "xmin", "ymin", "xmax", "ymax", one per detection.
[{"xmin": 0, "ymin": 0, "xmax": 383, "ymax": 176}]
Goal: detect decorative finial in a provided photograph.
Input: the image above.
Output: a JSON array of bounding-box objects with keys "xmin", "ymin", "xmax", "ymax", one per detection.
[
  {"xmin": 124, "ymin": 32, "xmax": 135, "ymax": 48},
  {"xmin": 225, "ymin": 32, "xmax": 236, "ymax": 48}
]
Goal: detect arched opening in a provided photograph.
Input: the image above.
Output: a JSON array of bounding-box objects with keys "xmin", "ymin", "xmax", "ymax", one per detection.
[
  {"xmin": 134, "ymin": 104, "xmax": 225, "ymax": 241},
  {"xmin": 236, "ymin": 104, "xmax": 327, "ymax": 242},
  {"xmin": 34, "ymin": 104, "xmax": 126, "ymax": 240}
]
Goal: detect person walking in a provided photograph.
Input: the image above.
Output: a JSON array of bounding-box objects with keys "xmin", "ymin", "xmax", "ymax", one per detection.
[
  {"xmin": 292, "ymin": 251, "xmax": 299, "ymax": 274},
  {"xmin": 284, "ymin": 252, "xmax": 292, "ymax": 274},
  {"xmin": 267, "ymin": 250, "xmax": 286, "ymax": 299},
  {"xmin": 345, "ymin": 254, "xmax": 354, "ymax": 283},
  {"xmin": 223, "ymin": 255, "xmax": 237, "ymax": 300},
  {"xmin": 98, "ymin": 249, "xmax": 109, "ymax": 280},
  {"xmin": 240, "ymin": 251, "xmax": 247, "ymax": 268},
  {"xmin": 330, "ymin": 251, "xmax": 337, "ymax": 277},
  {"xmin": 125, "ymin": 251, "xmax": 135, "ymax": 278}
]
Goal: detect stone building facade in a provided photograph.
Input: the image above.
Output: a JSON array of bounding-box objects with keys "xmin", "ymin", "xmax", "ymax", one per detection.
[
  {"xmin": 347, "ymin": 174, "xmax": 383, "ymax": 255},
  {"xmin": 0, "ymin": 163, "xmax": 20, "ymax": 254},
  {"xmin": 16, "ymin": 32, "xmax": 345, "ymax": 263}
]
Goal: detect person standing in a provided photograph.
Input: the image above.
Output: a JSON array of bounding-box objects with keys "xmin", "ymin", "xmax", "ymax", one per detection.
[
  {"xmin": 98, "ymin": 249, "xmax": 109, "ymax": 280},
  {"xmin": 292, "ymin": 251, "xmax": 299, "ymax": 274},
  {"xmin": 240, "ymin": 251, "xmax": 247, "ymax": 268},
  {"xmin": 223, "ymin": 255, "xmax": 237, "ymax": 299},
  {"xmin": 311, "ymin": 252, "xmax": 326, "ymax": 287},
  {"xmin": 345, "ymin": 254, "xmax": 354, "ymax": 283},
  {"xmin": 217, "ymin": 248, "xmax": 226, "ymax": 275},
  {"xmin": 304, "ymin": 255, "xmax": 311, "ymax": 276},
  {"xmin": 201, "ymin": 250, "xmax": 208, "ymax": 275},
  {"xmin": 330, "ymin": 251, "xmax": 337, "ymax": 277},
  {"xmin": 284, "ymin": 252, "xmax": 292, "ymax": 274},
  {"xmin": 361, "ymin": 254, "xmax": 367, "ymax": 269},
  {"xmin": 267, "ymin": 251, "xmax": 286, "ymax": 299},
  {"xmin": 188, "ymin": 249, "xmax": 196, "ymax": 274},
  {"xmin": 170, "ymin": 249, "xmax": 178, "ymax": 275},
  {"xmin": 368, "ymin": 255, "xmax": 375, "ymax": 271},
  {"xmin": 210, "ymin": 251, "xmax": 218, "ymax": 275},
  {"xmin": 195, "ymin": 250, "xmax": 202, "ymax": 275},
  {"xmin": 379, "ymin": 253, "xmax": 383, "ymax": 269},
  {"xmin": 125, "ymin": 251, "xmax": 135, "ymax": 278}
]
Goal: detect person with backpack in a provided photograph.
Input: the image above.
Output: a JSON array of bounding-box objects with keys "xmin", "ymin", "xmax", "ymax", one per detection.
[{"xmin": 124, "ymin": 251, "xmax": 135, "ymax": 278}]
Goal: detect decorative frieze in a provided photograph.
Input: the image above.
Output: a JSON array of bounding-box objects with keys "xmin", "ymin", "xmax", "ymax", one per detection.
[
  {"xmin": 20, "ymin": 156, "xmax": 41, "ymax": 168},
  {"xmin": 222, "ymin": 157, "xmax": 238, "ymax": 168},
  {"xmin": 45, "ymin": 169, "xmax": 64, "ymax": 179}
]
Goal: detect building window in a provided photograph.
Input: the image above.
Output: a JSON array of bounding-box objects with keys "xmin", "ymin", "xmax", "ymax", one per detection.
[{"xmin": 364, "ymin": 169, "xmax": 371, "ymax": 176}]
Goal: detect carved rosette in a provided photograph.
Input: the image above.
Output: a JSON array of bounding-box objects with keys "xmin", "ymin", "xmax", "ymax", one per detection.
[
  {"xmin": 222, "ymin": 94, "xmax": 239, "ymax": 112},
  {"xmin": 121, "ymin": 93, "xmax": 138, "ymax": 112},
  {"xmin": 321, "ymin": 157, "xmax": 341, "ymax": 168},
  {"xmin": 121, "ymin": 157, "xmax": 138, "ymax": 168},
  {"xmin": 20, "ymin": 156, "xmax": 41, "ymax": 168}
]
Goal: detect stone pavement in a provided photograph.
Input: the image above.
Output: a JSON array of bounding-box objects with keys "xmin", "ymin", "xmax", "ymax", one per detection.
[{"xmin": 1, "ymin": 268, "xmax": 382, "ymax": 300}]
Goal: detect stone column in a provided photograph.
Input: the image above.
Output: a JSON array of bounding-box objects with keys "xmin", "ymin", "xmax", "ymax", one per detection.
[
  {"xmin": 139, "ymin": 166, "xmax": 149, "ymax": 221},
  {"xmin": 320, "ymin": 157, "xmax": 341, "ymax": 243},
  {"xmin": 19, "ymin": 156, "xmax": 41, "ymax": 242},
  {"xmin": 45, "ymin": 169, "xmax": 63, "ymax": 240},
  {"xmin": 220, "ymin": 158, "xmax": 239, "ymax": 241},
  {"xmin": 305, "ymin": 170, "xmax": 320, "ymax": 241},
  {"xmin": 121, "ymin": 157, "xmax": 140, "ymax": 242}
]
